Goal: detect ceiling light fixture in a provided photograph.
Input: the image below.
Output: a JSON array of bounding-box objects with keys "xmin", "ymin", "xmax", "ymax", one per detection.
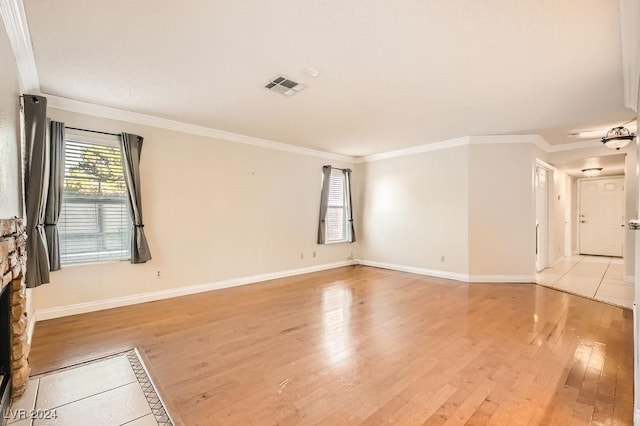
[
  {"xmin": 601, "ymin": 126, "xmax": 636, "ymax": 150},
  {"xmin": 581, "ymin": 167, "xmax": 603, "ymax": 177}
]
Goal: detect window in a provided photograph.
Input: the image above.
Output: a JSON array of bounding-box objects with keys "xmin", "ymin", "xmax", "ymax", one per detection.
[
  {"xmin": 59, "ymin": 132, "xmax": 131, "ymax": 265},
  {"xmin": 317, "ymin": 166, "xmax": 355, "ymax": 244},
  {"xmin": 326, "ymin": 169, "xmax": 348, "ymax": 242}
]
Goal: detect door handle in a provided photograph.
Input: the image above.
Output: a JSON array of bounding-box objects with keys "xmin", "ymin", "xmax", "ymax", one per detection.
[{"xmin": 581, "ymin": 220, "xmax": 587, "ymax": 223}]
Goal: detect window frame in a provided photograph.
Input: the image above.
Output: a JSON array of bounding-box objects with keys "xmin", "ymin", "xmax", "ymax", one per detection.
[
  {"xmin": 324, "ymin": 168, "xmax": 351, "ymax": 244},
  {"xmin": 58, "ymin": 130, "xmax": 132, "ymax": 267}
]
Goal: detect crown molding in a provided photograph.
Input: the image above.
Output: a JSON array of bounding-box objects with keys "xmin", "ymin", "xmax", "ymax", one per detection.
[
  {"xmin": 0, "ymin": 0, "xmax": 40, "ymax": 93},
  {"xmin": 471, "ymin": 134, "xmax": 540, "ymax": 145},
  {"xmin": 542, "ymin": 138, "xmax": 603, "ymax": 152},
  {"xmin": 46, "ymin": 94, "xmax": 358, "ymax": 164},
  {"xmin": 47, "ymin": 94, "xmax": 609, "ymax": 163},
  {"xmin": 354, "ymin": 136, "xmax": 470, "ymax": 163},
  {"xmin": 356, "ymin": 134, "xmax": 606, "ymax": 163}
]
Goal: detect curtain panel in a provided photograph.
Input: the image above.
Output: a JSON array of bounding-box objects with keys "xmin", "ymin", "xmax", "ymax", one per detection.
[
  {"xmin": 22, "ymin": 95, "xmax": 51, "ymax": 287},
  {"xmin": 345, "ymin": 168, "xmax": 356, "ymax": 243},
  {"xmin": 120, "ymin": 133, "xmax": 152, "ymax": 263},
  {"xmin": 44, "ymin": 121, "xmax": 65, "ymax": 271},
  {"xmin": 317, "ymin": 165, "xmax": 332, "ymax": 244}
]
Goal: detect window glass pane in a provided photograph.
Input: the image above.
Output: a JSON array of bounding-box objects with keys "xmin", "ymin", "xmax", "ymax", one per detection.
[
  {"xmin": 325, "ymin": 207, "xmax": 345, "ymax": 242},
  {"xmin": 59, "ymin": 137, "xmax": 131, "ymax": 265},
  {"xmin": 325, "ymin": 169, "xmax": 347, "ymax": 242},
  {"xmin": 328, "ymin": 170, "xmax": 345, "ymax": 207}
]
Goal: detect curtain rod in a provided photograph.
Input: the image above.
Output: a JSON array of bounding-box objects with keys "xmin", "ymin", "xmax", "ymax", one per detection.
[{"xmin": 65, "ymin": 126, "xmax": 119, "ymax": 137}]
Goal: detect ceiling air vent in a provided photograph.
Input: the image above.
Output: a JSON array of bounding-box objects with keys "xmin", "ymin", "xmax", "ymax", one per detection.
[{"xmin": 265, "ymin": 76, "xmax": 306, "ymax": 97}]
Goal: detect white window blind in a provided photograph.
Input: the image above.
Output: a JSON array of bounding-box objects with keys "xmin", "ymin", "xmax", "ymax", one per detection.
[
  {"xmin": 59, "ymin": 135, "xmax": 131, "ymax": 265},
  {"xmin": 325, "ymin": 168, "xmax": 349, "ymax": 243}
]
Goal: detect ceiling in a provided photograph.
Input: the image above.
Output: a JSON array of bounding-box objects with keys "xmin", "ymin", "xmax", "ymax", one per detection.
[
  {"xmin": 552, "ymin": 154, "xmax": 626, "ymax": 178},
  {"xmin": 23, "ymin": 0, "xmax": 634, "ymax": 157}
]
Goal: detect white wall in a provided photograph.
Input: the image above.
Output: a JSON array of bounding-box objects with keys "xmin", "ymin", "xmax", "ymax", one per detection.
[
  {"xmin": 467, "ymin": 142, "xmax": 538, "ymax": 277},
  {"xmin": 625, "ymin": 149, "xmax": 638, "ymax": 280},
  {"xmin": 357, "ymin": 139, "xmax": 541, "ymax": 280},
  {"xmin": 33, "ymin": 108, "xmax": 359, "ymax": 311},
  {"xmin": 552, "ymin": 169, "xmax": 571, "ymax": 262},
  {"xmin": 571, "ymin": 177, "xmax": 579, "ymax": 254},
  {"xmin": 357, "ymin": 146, "xmax": 469, "ymax": 275},
  {"xmin": 0, "ymin": 22, "xmax": 22, "ymax": 219}
]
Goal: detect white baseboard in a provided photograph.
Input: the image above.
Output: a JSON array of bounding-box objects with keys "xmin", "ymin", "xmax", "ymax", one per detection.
[
  {"xmin": 358, "ymin": 259, "xmax": 468, "ymax": 282},
  {"xmin": 625, "ymin": 275, "xmax": 635, "ymax": 284},
  {"xmin": 466, "ymin": 274, "xmax": 536, "ymax": 283},
  {"xmin": 35, "ymin": 260, "xmax": 353, "ymax": 322},
  {"xmin": 358, "ymin": 259, "xmax": 534, "ymax": 283}
]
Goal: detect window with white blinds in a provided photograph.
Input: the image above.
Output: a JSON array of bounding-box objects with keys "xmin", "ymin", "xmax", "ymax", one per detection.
[
  {"xmin": 325, "ymin": 168, "xmax": 349, "ymax": 243},
  {"xmin": 59, "ymin": 134, "xmax": 131, "ymax": 265}
]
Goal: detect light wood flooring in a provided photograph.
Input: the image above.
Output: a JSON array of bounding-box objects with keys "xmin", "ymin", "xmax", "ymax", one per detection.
[{"xmin": 30, "ymin": 266, "xmax": 634, "ymax": 425}]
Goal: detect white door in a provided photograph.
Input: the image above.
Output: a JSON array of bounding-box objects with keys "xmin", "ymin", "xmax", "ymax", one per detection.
[
  {"xmin": 535, "ymin": 166, "xmax": 549, "ymax": 271},
  {"xmin": 579, "ymin": 177, "xmax": 624, "ymax": 257}
]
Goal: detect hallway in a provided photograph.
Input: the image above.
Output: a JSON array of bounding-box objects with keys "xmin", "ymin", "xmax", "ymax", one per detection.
[{"xmin": 536, "ymin": 256, "xmax": 633, "ymax": 308}]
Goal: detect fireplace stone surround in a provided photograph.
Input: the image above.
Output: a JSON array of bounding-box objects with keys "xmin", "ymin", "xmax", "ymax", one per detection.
[{"xmin": 0, "ymin": 218, "xmax": 30, "ymax": 404}]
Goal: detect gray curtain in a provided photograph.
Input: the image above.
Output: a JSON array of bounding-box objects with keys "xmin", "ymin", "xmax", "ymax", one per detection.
[
  {"xmin": 345, "ymin": 168, "xmax": 356, "ymax": 243},
  {"xmin": 317, "ymin": 165, "xmax": 332, "ymax": 244},
  {"xmin": 120, "ymin": 133, "xmax": 151, "ymax": 263},
  {"xmin": 22, "ymin": 95, "xmax": 51, "ymax": 287},
  {"xmin": 44, "ymin": 121, "xmax": 65, "ymax": 271}
]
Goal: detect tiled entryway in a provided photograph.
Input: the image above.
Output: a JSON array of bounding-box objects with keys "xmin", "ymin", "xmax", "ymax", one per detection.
[
  {"xmin": 5, "ymin": 350, "xmax": 172, "ymax": 426},
  {"xmin": 536, "ymin": 255, "xmax": 633, "ymax": 308}
]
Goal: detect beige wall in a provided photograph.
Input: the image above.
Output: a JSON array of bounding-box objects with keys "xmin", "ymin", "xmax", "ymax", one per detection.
[
  {"xmin": 357, "ymin": 146, "xmax": 469, "ymax": 274},
  {"xmin": 33, "ymin": 108, "xmax": 359, "ymax": 311},
  {"xmin": 0, "ymin": 24, "xmax": 22, "ymax": 218},
  {"xmin": 357, "ymin": 140, "xmax": 541, "ymax": 279},
  {"xmin": 467, "ymin": 142, "xmax": 538, "ymax": 277}
]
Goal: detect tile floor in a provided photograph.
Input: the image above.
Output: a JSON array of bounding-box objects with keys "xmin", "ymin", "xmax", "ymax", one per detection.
[
  {"xmin": 4, "ymin": 350, "xmax": 172, "ymax": 426},
  {"xmin": 536, "ymin": 255, "xmax": 634, "ymax": 308}
]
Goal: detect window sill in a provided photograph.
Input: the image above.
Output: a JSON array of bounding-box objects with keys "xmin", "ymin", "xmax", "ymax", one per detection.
[
  {"xmin": 322, "ymin": 240, "xmax": 352, "ymax": 245},
  {"xmin": 57, "ymin": 259, "xmax": 131, "ymax": 269}
]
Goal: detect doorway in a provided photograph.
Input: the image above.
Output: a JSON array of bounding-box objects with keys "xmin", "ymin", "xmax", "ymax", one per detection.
[{"xmin": 578, "ymin": 177, "xmax": 625, "ymax": 257}]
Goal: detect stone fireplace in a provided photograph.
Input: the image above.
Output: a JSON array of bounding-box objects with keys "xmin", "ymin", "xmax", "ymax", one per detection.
[{"xmin": 0, "ymin": 218, "xmax": 30, "ymax": 408}]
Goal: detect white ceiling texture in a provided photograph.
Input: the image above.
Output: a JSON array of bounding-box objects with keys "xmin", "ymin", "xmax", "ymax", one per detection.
[{"xmin": 23, "ymin": 0, "xmax": 635, "ymax": 156}]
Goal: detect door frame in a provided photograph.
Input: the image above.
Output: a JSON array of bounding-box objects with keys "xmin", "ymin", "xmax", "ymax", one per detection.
[
  {"xmin": 534, "ymin": 159, "xmax": 554, "ymax": 272},
  {"xmin": 576, "ymin": 175, "xmax": 625, "ymax": 257}
]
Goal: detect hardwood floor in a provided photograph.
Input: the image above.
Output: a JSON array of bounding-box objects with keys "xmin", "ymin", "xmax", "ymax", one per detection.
[{"xmin": 30, "ymin": 266, "xmax": 634, "ymax": 425}]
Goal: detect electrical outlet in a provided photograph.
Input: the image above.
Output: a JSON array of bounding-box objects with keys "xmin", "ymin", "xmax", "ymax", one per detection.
[
  {"xmin": 313, "ymin": 251, "xmax": 316, "ymax": 258},
  {"xmin": 440, "ymin": 256, "xmax": 446, "ymax": 262},
  {"xmin": 156, "ymin": 270, "xmax": 161, "ymax": 279},
  {"xmin": 300, "ymin": 252, "xmax": 304, "ymax": 259}
]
